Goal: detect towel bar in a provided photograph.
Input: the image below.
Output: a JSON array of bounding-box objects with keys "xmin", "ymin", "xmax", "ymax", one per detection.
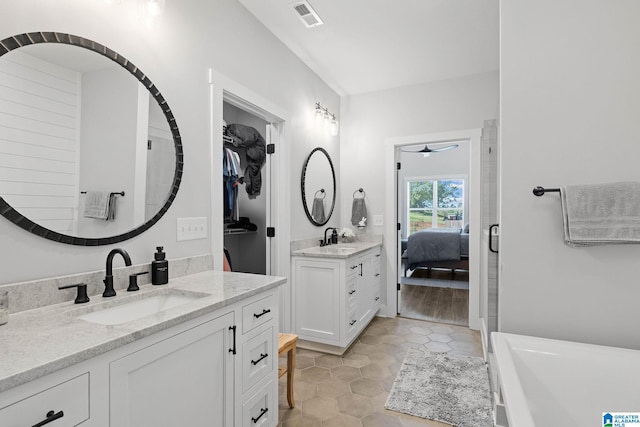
[
  {"xmin": 532, "ymin": 186, "xmax": 560, "ymax": 196},
  {"xmin": 81, "ymin": 191, "xmax": 125, "ymax": 197}
]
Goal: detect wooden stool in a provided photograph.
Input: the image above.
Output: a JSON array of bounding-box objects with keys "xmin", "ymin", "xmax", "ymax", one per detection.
[{"xmin": 278, "ymin": 333, "xmax": 298, "ymax": 408}]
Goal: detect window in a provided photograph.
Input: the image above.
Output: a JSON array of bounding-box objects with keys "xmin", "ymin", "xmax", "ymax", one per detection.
[{"xmin": 407, "ymin": 178, "xmax": 464, "ymax": 234}]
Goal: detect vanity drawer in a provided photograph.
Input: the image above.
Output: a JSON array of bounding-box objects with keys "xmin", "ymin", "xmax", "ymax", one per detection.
[
  {"xmin": 242, "ymin": 293, "xmax": 277, "ymax": 334},
  {"xmin": 242, "ymin": 327, "xmax": 275, "ymax": 393},
  {"xmin": 242, "ymin": 380, "xmax": 275, "ymax": 427},
  {"xmin": 0, "ymin": 373, "xmax": 89, "ymax": 427}
]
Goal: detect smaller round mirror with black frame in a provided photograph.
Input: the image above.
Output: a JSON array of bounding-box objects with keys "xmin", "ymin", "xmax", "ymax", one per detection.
[{"xmin": 301, "ymin": 147, "xmax": 336, "ymax": 226}]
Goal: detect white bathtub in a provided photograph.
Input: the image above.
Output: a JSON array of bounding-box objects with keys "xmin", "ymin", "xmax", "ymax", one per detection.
[{"xmin": 491, "ymin": 332, "xmax": 640, "ymax": 427}]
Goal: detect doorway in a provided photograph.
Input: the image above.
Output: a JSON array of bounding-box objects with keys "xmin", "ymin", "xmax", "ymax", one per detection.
[
  {"xmin": 396, "ymin": 143, "xmax": 471, "ymax": 326},
  {"xmin": 209, "ymin": 70, "xmax": 291, "ymax": 332},
  {"xmin": 383, "ymin": 129, "xmax": 482, "ymax": 331},
  {"xmin": 222, "ymin": 99, "xmax": 276, "ymax": 275}
]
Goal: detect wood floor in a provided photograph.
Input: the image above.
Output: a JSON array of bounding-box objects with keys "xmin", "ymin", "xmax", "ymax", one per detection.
[{"xmin": 399, "ymin": 268, "xmax": 469, "ymax": 326}]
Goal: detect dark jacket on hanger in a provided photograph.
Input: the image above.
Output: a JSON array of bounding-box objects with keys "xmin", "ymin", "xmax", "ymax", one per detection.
[{"xmin": 226, "ymin": 123, "xmax": 266, "ymax": 197}]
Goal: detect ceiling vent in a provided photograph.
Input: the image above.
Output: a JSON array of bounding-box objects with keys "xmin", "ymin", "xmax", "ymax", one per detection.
[{"xmin": 291, "ymin": 1, "xmax": 324, "ymax": 28}]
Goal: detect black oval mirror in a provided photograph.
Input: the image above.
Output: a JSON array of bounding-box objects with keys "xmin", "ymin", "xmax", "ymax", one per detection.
[{"xmin": 301, "ymin": 147, "xmax": 336, "ymax": 226}]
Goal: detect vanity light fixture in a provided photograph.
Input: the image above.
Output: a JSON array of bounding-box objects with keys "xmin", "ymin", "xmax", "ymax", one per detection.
[
  {"xmin": 314, "ymin": 102, "xmax": 339, "ymax": 137},
  {"xmin": 138, "ymin": 0, "xmax": 166, "ymax": 26}
]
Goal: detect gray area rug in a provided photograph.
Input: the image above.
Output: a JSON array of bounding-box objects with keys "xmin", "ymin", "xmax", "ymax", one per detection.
[{"xmin": 385, "ymin": 349, "xmax": 492, "ymax": 427}]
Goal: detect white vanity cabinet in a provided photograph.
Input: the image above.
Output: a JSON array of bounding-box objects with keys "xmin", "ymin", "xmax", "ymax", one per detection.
[
  {"xmin": 109, "ymin": 311, "xmax": 235, "ymax": 427},
  {"xmin": 0, "ymin": 373, "xmax": 90, "ymax": 427},
  {"xmin": 293, "ymin": 246, "xmax": 381, "ymax": 352},
  {"xmin": 0, "ymin": 286, "xmax": 280, "ymax": 427}
]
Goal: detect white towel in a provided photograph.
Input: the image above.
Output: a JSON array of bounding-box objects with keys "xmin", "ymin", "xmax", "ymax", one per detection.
[
  {"xmin": 561, "ymin": 181, "xmax": 640, "ymax": 246},
  {"xmin": 83, "ymin": 191, "xmax": 111, "ymax": 219}
]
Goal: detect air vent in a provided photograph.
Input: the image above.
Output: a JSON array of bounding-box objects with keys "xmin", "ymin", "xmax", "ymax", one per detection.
[{"xmin": 291, "ymin": 1, "xmax": 324, "ymax": 28}]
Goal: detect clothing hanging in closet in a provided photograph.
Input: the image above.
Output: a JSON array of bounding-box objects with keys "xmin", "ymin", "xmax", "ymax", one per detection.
[
  {"xmin": 225, "ymin": 123, "xmax": 266, "ymax": 197},
  {"xmin": 223, "ymin": 147, "xmax": 242, "ymax": 221}
]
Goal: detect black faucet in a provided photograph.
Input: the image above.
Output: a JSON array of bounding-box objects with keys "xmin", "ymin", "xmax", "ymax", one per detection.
[
  {"xmin": 322, "ymin": 227, "xmax": 338, "ymax": 246},
  {"xmin": 103, "ymin": 248, "xmax": 132, "ymax": 297}
]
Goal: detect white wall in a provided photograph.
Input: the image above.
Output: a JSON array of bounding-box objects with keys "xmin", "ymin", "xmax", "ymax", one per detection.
[
  {"xmin": 340, "ymin": 71, "xmax": 499, "ymax": 313},
  {"xmin": 500, "ymin": 0, "xmax": 640, "ymax": 349},
  {"xmin": 0, "ymin": 0, "xmax": 339, "ymax": 285},
  {"xmin": 77, "ymin": 67, "xmax": 138, "ymax": 237}
]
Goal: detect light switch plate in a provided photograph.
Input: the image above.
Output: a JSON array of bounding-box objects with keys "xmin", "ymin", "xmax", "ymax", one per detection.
[
  {"xmin": 373, "ymin": 215, "xmax": 383, "ymax": 226},
  {"xmin": 177, "ymin": 217, "xmax": 207, "ymax": 241}
]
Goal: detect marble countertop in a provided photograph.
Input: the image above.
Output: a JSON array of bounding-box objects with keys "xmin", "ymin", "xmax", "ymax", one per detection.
[
  {"xmin": 291, "ymin": 241, "xmax": 382, "ymax": 258},
  {"xmin": 0, "ymin": 270, "xmax": 285, "ymax": 393}
]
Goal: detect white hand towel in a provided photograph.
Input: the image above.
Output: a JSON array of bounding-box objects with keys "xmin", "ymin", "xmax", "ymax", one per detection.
[
  {"xmin": 561, "ymin": 181, "xmax": 640, "ymax": 246},
  {"xmin": 83, "ymin": 191, "xmax": 111, "ymax": 220}
]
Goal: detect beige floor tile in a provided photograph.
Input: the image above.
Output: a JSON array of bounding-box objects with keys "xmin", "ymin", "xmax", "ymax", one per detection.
[
  {"xmin": 302, "ymin": 396, "xmax": 339, "ymax": 421},
  {"xmin": 337, "ymin": 393, "xmax": 375, "ymax": 418},
  {"xmin": 317, "ymin": 378, "xmax": 351, "ymax": 399},
  {"xmin": 350, "ymin": 377, "xmax": 384, "ymax": 397},
  {"xmin": 277, "ymin": 316, "xmax": 483, "ymax": 426},
  {"xmin": 323, "ymin": 413, "xmax": 363, "ymax": 427}
]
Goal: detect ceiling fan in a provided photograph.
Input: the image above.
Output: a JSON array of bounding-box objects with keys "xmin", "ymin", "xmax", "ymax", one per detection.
[{"xmin": 400, "ymin": 143, "xmax": 459, "ymax": 154}]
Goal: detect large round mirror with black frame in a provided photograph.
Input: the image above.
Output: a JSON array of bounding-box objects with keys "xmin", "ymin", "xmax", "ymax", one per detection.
[
  {"xmin": 0, "ymin": 32, "xmax": 183, "ymax": 245},
  {"xmin": 301, "ymin": 147, "xmax": 336, "ymax": 226}
]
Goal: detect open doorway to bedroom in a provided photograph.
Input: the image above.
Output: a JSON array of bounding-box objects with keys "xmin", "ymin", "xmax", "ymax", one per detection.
[{"xmin": 397, "ymin": 141, "xmax": 471, "ymax": 326}]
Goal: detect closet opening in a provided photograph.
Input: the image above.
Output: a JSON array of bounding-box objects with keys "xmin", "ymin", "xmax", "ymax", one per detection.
[{"xmin": 222, "ymin": 93, "xmax": 280, "ymax": 275}]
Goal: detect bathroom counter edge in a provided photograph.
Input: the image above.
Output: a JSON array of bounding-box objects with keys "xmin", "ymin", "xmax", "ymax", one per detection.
[{"xmin": 0, "ymin": 270, "xmax": 286, "ymax": 393}]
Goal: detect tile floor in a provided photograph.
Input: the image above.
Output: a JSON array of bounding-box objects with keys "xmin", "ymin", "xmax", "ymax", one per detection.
[{"xmin": 277, "ymin": 316, "xmax": 484, "ymax": 426}]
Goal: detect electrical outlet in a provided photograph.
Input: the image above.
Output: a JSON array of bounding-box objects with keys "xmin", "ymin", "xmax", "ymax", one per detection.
[
  {"xmin": 177, "ymin": 217, "xmax": 207, "ymax": 241},
  {"xmin": 373, "ymin": 215, "xmax": 383, "ymax": 226}
]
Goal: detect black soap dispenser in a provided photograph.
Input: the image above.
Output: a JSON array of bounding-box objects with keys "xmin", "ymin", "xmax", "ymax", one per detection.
[{"xmin": 152, "ymin": 246, "xmax": 169, "ymax": 285}]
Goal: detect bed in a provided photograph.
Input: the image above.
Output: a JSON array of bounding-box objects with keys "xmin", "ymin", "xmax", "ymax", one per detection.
[{"xmin": 401, "ymin": 225, "xmax": 469, "ymax": 275}]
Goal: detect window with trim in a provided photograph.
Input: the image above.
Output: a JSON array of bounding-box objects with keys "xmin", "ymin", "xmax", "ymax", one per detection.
[{"xmin": 407, "ymin": 178, "xmax": 464, "ymax": 234}]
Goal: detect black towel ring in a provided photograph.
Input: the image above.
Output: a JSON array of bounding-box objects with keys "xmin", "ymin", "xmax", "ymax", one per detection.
[{"xmin": 314, "ymin": 189, "xmax": 326, "ymax": 199}]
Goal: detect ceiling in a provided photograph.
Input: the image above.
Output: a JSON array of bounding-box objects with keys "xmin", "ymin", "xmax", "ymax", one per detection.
[{"xmin": 238, "ymin": 0, "xmax": 499, "ymax": 96}]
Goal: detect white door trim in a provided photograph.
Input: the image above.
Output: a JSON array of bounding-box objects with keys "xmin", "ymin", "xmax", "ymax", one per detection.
[
  {"xmin": 209, "ymin": 69, "xmax": 292, "ymax": 332},
  {"xmin": 384, "ymin": 128, "xmax": 482, "ymax": 330}
]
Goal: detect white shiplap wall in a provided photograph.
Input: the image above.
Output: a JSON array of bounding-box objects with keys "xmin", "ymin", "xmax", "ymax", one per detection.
[{"xmin": 0, "ymin": 50, "xmax": 79, "ymax": 234}]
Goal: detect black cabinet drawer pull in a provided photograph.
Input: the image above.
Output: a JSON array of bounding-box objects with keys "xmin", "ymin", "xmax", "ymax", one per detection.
[
  {"xmin": 253, "ymin": 308, "xmax": 271, "ymax": 319},
  {"xmin": 350, "ymin": 265, "xmax": 358, "ymax": 269},
  {"xmin": 348, "ymin": 290, "xmax": 356, "ymax": 295},
  {"xmin": 375, "ymin": 296, "xmax": 380, "ymax": 301},
  {"xmin": 375, "ymin": 273, "xmax": 380, "ymax": 277},
  {"xmin": 349, "ymin": 320, "xmax": 356, "ymax": 326},
  {"xmin": 251, "ymin": 353, "xmax": 269, "ymax": 365},
  {"xmin": 229, "ymin": 325, "xmax": 237, "ymax": 355},
  {"xmin": 252, "ymin": 407, "xmax": 269, "ymax": 423},
  {"xmin": 32, "ymin": 410, "xmax": 64, "ymax": 427}
]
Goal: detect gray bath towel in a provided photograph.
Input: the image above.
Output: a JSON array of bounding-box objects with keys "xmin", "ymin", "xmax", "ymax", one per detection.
[
  {"xmin": 351, "ymin": 198, "xmax": 367, "ymax": 227},
  {"xmin": 561, "ymin": 181, "xmax": 640, "ymax": 246},
  {"xmin": 311, "ymin": 196, "xmax": 326, "ymax": 223}
]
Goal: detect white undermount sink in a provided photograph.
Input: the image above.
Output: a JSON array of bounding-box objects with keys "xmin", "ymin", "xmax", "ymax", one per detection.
[{"xmin": 76, "ymin": 290, "xmax": 205, "ymax": 325}]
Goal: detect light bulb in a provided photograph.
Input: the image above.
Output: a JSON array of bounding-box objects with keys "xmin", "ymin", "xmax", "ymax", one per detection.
[
  {"xmin": 330, "ymin": 115, "xmax": 339, "ymax": 136},
  {"xmin": 314, "ymin": 104, "xmax": 324, "ymax": 127},
  {"xmin": 147, "ymin": 0, "xmax": 160, "ymax": 17}
]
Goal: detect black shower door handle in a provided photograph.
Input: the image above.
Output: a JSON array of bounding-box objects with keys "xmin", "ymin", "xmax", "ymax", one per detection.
[{"xmin": 489, "ymin": 224, "xmax": 499, "ymax": 253}]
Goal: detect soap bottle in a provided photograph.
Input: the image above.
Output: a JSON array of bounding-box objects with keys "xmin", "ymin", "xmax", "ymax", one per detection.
[{"xmin": 152, "ymin": 246, "xmax": 169, "ymax": 285}]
